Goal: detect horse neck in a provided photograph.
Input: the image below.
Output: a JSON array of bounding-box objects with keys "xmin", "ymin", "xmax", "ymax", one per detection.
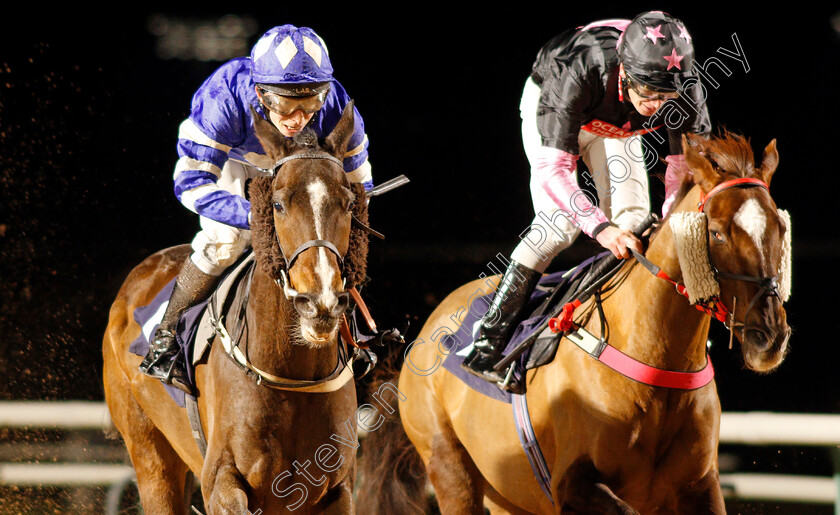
[
  {"xmin": 243, "ymin": 266, "xmax": 340, "ymax": 381},
  {"xmin": 600, "ymin": 209, "xmax": 711, "ymax": 372}
]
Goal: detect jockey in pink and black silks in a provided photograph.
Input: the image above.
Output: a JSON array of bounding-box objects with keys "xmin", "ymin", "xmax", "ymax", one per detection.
[
  {"xmin": 463, "ymin": 12, "xmax": 712, "ymax": 383},
  {"xmin": 139, "ymin": 25, "xmax": 372, "ymax": 392}
]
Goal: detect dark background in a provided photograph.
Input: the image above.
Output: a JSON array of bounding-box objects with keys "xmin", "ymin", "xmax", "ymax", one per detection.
[{"xmin": 0, "ymin": 5, "xmax": 837, "ymax": 511}]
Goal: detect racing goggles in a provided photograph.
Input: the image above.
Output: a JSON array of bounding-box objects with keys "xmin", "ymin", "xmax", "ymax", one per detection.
[
  {"xmin": 627, "ymin": 77, "xmax": 680, "ymax": 101},
  {"xmin": 256, "ymin": 86, "xmax": 328, "ymax": 116}
]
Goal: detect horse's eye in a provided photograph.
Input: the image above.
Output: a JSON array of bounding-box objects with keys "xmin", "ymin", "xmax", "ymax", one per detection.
[
  {"xmin": 347, "ymin": 200, "xmax": 355, "ymax": 212},
  {"xmin": 273, "ymin": 202, "xmax": 284, "ymax": 213},
  {"xmin": 710, "ymin": 230, "xmax": 725, "ymax": 243}
]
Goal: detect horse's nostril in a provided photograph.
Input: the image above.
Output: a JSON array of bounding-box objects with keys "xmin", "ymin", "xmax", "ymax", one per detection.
[
  {"xmin": 294, "ymin": 294, "xmax": 319, "ymax": 319},
  {"xmin": 334, "ymin": 292, "xmax": 350, "ymax": 315},
  {"xmin": 745, "ymin": 328, "xmax": 771, "ymax": 350}
]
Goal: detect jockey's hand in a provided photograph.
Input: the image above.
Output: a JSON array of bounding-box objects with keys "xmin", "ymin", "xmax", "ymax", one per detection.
[{"xmin": 595, "ymin": 226, "xmax": 643, "ymax": 259}]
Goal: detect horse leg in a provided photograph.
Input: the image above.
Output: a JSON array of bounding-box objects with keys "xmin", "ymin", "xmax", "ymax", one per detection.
[
  {"xmin": 104, "ymin": 358, "xmax": 189, "ymax": 513},
  {"xmin": 673, "ymin": 470, "xmax": 726, "ymax": 514},
  {"xmin": 557, "ymin": 457, "xmax": 638, "ymax": 515},
  {"xmin": 426, "ymin": 430, "xmax": 485, "ymax": 515},
  {"xmin": 202, "ymin": 455, "xmax": 250, "ymax": 515}
]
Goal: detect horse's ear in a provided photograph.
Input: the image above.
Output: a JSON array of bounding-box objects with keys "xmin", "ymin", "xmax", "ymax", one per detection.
[
  {"xmin": 682, "ymin": 133, "xmax": 719, "ymax": 193},
  {"xmin": 758, "ymin": 138, "xmax": 779, "ymax": 186},
  {"xmin": 250, "ymin": 105, "xmax": 294, "ymax": 160},
  {"xmin": 323, "ymin": 100, "xmax": 356, "ymax": 158}
]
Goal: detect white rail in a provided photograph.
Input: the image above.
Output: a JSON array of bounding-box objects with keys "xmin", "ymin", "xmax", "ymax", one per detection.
[
  {"xmin": 718, "ymin": 473, "xmax": 836, "ymax": 504},
  {"xmin": 717, "ymin": 411, "xmax": 840, "ymax": 509},
  {"xmin": 720, "ymin": 411, "xmax": 840, "ymax": 446},
  {"xmin": 0, "ymin": 401, "xmax": 112, "ymax": 430},
  {"xmin": 1, "ymin": 403, "xmax": 838, "ymax": 509},
  {"xmin": 0, "ymin": 463, "xmax": 133, "ymax": 486}
]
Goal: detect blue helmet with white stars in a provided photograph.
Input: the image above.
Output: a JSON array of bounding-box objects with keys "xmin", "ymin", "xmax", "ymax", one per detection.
[
  {"xmin": 618, "ymin": 11, "xmax": 696, "ymax": 92},
  {"xmin": 250, "ymin": 24, "xmax": 333, "ymax": 97}
]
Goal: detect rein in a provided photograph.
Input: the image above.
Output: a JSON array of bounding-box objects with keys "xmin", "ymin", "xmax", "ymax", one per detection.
[{"xmin": 546, "ymin": 178, "xmax": 781, "ymax": 388}]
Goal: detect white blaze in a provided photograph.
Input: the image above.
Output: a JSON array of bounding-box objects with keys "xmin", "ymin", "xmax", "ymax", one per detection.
[
  {"xmin": 734, "ymin": 198, "xmax": 767, "ymax": 263},
  {"xmin": 307, "ymin": 179, "xmax": 338, "ymax": 309}
]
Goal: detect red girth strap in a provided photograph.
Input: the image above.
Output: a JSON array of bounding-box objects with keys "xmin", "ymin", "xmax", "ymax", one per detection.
[
  {"xmin": 558, "ymin": 324, "xmax": 715, "ymax": 390},
  {"xmin": 599, "ymin": 344, "xmax": 714, "ymax": 389},
  {"xmin": 544, "ymin": 249, "xmax": 722, "ymax": 390}
]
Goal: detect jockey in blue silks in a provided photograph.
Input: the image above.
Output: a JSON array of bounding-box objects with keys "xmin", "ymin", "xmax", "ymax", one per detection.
[
  {"xmin": 139, "ymin": 25, "xmax": 372, "ymax": 393},
  {"xmin": 462, "ymin": 12, "xmax": 711, "ymax": 383}
]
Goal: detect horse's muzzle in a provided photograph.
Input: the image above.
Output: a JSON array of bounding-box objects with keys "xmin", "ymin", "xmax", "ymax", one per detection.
[
  {"xmin": 742, "ymin": 322, "xmax": 790, "ymax": 373},
  {"xmin": 293, "ymin": 291, "xmax": 350, "ymax": 320}
]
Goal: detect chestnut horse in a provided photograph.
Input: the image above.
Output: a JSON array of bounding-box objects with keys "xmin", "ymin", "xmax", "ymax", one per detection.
[
  {"xmin": 358, "ymin": 132, "xmax": 791, "ymax": 514},
  {"xmin": 103, "ymin": 104, "xmax": 368, "ymax": 513}
]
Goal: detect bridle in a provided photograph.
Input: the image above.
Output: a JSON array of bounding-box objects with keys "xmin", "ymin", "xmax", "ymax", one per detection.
[
  {"xmin": 696, "ymin": 177, "xmax": 783, "ymax": 341},
  {"xmin": 262, "ymin": 152, "xmax": 349, "ymax": 301},
  {"xmin": 261, "ymin": 151, "xmax": 385, "ymax": 301},
  {"xmin": 208, "ymin": 151, "xmax": 356, "ymax": 393}
]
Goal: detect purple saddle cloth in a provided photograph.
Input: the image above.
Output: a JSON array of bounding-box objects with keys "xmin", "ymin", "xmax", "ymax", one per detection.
[
  {"xmin": 128, "ymin": 280, "xmax": 211, "ymax": 408},
  {"xmin": 441, "ymin": 253, "xmax": 608, "ymax": 403}
]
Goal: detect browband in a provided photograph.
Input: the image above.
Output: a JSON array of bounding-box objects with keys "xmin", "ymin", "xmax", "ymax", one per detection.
[{"xmin": 266, "ymin": 152, "xmax": 345, "ymax": 176}]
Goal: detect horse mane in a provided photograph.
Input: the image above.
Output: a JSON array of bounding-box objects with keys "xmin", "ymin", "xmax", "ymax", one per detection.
[
  {"xmin": 664, "ymin": 130, "xmax": 760, "ymax": 219},
  {"xmin": 248, "ymin": 172, "xmax": 370, "ymax": 289}
]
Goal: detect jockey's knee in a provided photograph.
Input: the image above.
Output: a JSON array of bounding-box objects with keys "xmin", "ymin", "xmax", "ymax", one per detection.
[
  {"xmin": 512, "ymin": 222, "xmax": 578, "ymax": 272},
  {"xmin": 191, "ymin": 229, "xmax": 250, "ymax": 276}
]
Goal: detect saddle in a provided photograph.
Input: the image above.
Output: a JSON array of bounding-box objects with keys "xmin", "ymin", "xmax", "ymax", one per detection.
[
  {"xmin": 129, "ymin": 249, "xmax": 395, "ymax": 407},
  {"xmin": 444, "ymin": 213, "xmax": 661, "ymax": 399},
  {"xmin": 442, "ymin": 251, "xmax": 618, "ymax": 400}
]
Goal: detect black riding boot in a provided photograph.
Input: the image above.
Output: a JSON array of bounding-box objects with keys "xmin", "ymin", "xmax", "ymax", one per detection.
[
  {"xmin": 138, "ymin": 258, "xmax": 218, "ymax": 394},
  {"xmin": 462, "ymin": 259, "xmax": 541, "ymax": 383}
]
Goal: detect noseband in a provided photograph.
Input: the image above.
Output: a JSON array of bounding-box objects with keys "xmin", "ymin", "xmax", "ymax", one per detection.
[
  {"xmin": 262, "ymin": 152, "xmax": 348, "ymax": 300},
  {"xmin": 698, "ymin": 177, "xmax": 782, "ymax": 338}
]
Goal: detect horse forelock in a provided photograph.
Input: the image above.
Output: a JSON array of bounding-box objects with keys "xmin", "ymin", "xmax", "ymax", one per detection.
[
  {"xmin": 665, "ymin": 131, "xmax": 767, "ymax": 224},
  {"xmin": 703, "ymin": 131, "xmax": 757, "ymax": 179}
]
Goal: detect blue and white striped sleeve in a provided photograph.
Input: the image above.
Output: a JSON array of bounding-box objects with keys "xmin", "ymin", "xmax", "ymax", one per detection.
[
  {"xmin": 173, "ymin": 118, "xmax": 251, "ymax": 229},
  {"xmin": 342, "ymin": 103, "xmax": 373, "ymax": 191},
  {"xmin": 344, "ymin": 136, "xmax": 372, "ymax": 191}
]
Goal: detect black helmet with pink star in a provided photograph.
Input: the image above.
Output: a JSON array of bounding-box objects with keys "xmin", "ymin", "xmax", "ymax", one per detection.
[{"xmin": 618, "ymin": 11, "xmax": 695, "ymax": 92}]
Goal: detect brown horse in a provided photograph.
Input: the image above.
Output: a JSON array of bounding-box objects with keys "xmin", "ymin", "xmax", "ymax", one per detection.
[
  {"xmin": 103, "ymin": 103, "xmax": 369, "ymax": 514},
  {"xmin": 358, "ymin": 132, "xmax": 791, "ymax": 514}
]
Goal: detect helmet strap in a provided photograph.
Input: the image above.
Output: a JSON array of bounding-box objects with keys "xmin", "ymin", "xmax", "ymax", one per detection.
[
  {"xmin": 618, "ymin": 75, "xmax": 627, "ymax": 102},
  {"xmin": 617, "ymin": 64, "xmax": 627, "ymax": 103}
]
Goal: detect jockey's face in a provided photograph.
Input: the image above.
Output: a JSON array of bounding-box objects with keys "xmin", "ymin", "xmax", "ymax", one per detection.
[
  {"xmin": 627, "ymin": 90, "xmax": 668, "ymax": 117},
  {"xmin": 268, "ymin": 109, "xmax": 316, "ymax": 137},
  {"xmin": 620, "ymin": 65, "xmax": 679, "ymax": 117},
  {"xmin": 256, "ymin": 85, "xmax": 325, "ymax": 137}
]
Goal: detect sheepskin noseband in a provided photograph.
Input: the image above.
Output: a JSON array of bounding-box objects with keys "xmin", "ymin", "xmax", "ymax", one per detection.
[
  {"xmin": 669, "ymin": 212, "xmax": 719, "ymax": 304},
  {"xmin": 777, "ymin": 209, "xmax": 792, "ymax": 302},
  {"xmin": 669, "ymin": 209, "xmax": 792, "ymax": 304}
]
